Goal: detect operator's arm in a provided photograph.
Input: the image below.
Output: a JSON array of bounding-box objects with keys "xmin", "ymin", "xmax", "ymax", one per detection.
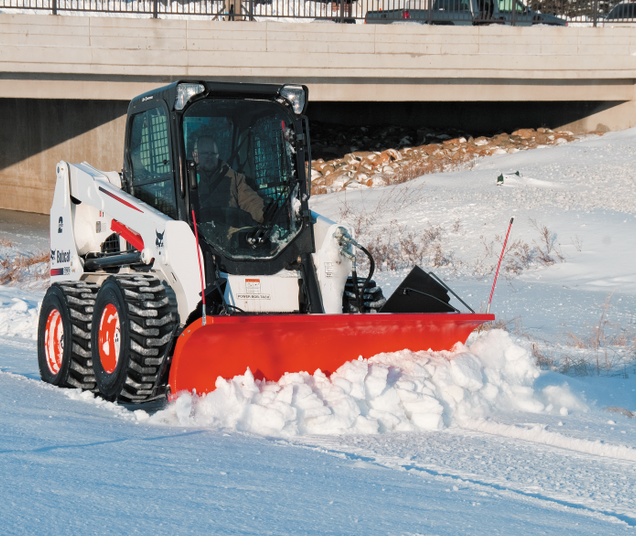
[{"xmin": 232, "ymin": 172, "xmax": 265, "ymax": 223}]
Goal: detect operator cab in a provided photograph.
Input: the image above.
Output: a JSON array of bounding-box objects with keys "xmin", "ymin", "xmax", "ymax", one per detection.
[{"xmin": 123, "ymin": 81, "xmax": 313, "ymax": 278}]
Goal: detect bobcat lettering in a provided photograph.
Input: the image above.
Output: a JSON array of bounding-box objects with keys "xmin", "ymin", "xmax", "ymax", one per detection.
[{"xmin": 56, "ymin": 250, "xmax": 71, "ymax": 263}]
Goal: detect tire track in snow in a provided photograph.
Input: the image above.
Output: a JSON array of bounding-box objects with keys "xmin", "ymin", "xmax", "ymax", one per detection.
[
  {"xmin": 459, "ymin": 419, "xmax": 636, "ymax": 462},
  {"xmin": 291, "ymin": 429, "xmax": 636, "ymax": 528},
  {"xmin": 395, "ymin": 460, "xmax": 636, "ymax": 528}
]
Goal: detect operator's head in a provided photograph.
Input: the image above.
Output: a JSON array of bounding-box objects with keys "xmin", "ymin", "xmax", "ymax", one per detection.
[{"xmin": 193, "ymin": 136, "xmax": 219, "ymax": 174}]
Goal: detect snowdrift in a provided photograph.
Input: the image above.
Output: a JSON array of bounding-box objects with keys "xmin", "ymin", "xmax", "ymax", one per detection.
[{"xmin": 149, "ymin": 330, "xmax": 587, "ymax": 436}]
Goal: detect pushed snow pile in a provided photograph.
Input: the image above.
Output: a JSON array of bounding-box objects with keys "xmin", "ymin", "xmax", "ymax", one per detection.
[
  {"xmin": 150, "ymin": 330, "xmax": 586, "ymax": 436},
  {"xmin": 0, "ymin": 294, "xmax": 38, "ymax": 339}
]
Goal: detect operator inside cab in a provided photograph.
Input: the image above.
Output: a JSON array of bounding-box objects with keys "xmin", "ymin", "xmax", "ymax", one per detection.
[
  {"xmin": 193, "ymin": 135, "xmax": 265, "ymax": 229},
  {"xmin": 192, "ymin": 135, "xmax": 265, "ymax": 253}
]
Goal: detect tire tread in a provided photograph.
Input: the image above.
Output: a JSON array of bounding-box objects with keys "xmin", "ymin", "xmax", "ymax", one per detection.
[{"xmin": 96, "ymin": 274, "xmax": 177, "ymax": 403}]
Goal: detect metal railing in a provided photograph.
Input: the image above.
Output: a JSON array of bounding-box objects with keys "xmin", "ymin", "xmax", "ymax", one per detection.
[{"xmin": 0, "ymin": 0, "xmax": 632, "ymax": 25}]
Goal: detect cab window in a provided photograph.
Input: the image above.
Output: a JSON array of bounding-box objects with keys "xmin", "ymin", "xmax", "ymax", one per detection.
[{"xmin": 129, "ymin": 107, "xmax": 177, "ymax": 219}]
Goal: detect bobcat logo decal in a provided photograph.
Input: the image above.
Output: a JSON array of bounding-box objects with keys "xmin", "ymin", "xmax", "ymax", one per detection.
[{"xmin": 156, "ymin": 230, "xmax": 164, "ymax": 248}]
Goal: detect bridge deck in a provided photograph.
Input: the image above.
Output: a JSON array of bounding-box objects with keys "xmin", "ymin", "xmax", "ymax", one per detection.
[{"xmin": 1, "ymin": 13, "xmax": 636, "ymax": 213}]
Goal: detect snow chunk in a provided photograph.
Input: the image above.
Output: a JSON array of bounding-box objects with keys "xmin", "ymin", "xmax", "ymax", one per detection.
[
  {"xmin": 0, "ymin": 295, "xmax": 39, "ymax": 339},
  {"xmin": 541, "ymin": 383, "xmax": 588, "ymax": 414}
]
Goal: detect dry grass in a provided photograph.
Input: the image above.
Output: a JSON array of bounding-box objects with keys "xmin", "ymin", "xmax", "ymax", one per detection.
[
  {"xmin": 338, "ymin": 187, "xmax": 456, "ymax": 272},
  {"xmin": 0, "ymin": 245, "xmax": 49, "ymax": 286},
  {"xmin": 482, "ymin": 297, "xmax": 636, "ymax": 377},
  {"xmin": 560, "ymin": 295, "xmax": 636, "ymax": 377},
  {"xmin": 476, "ymin": 219, "xmax": 565, "ymax": 278},
  {"xmin": 531, "ymin": 342, "xmax": 557, "ymax": 371},
  {"xmin": 338, "ymin": 187, "xmax": 565, "ymax": 282},
  {"xmin": 475, "ymin": 315, "xmax": 524, "ymax": 334}
]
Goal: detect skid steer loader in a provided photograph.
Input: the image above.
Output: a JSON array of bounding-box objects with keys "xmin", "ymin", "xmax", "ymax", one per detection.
[{"xmin": 38, "ymin": 81, "xmax": 493, "ymax": 404}]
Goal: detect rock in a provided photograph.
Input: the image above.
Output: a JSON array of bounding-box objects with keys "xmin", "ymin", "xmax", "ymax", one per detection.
[
  {"xmin": 443, "ymin": 137, "xmax": 467, "ymax": 146},
  {"xmin": 382, "ymin": 148, "xmax": 401, "ymax": 161},
  {"xmin": 423, "ymin": 144, "xmax": 442, "ymax": 156},
  {"xmin": 511, "ymin": 128, "xmax": 536, "ymax": 139},
  {"xmin": 493, "ymin": 133, "xmax": 510, "ymax": 143},
  {"xmin": 322, "ymin": 164, "xmax": 335, "ymax": 176},
  {"xmin": 308, "ymin": 123, "xmax": 595, "ymax": 195}
]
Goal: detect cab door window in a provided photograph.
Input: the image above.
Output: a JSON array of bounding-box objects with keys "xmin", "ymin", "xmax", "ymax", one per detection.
[{"xmin": 129, "ymin": 107, "xmax": 177, "ymax": 219}]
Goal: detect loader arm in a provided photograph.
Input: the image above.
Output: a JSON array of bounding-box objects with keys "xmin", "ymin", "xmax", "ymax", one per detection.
[{"xmin": 50, "ymin": 161, "xmax": 202, "ymax": 324}]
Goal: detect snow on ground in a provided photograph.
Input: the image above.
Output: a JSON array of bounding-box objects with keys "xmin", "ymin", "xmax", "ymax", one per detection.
[{"xmin": 2, "ymin": 129, "xmax": 636, "ymax": 533}]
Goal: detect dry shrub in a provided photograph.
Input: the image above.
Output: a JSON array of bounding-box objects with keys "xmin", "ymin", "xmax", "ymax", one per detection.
[
  {"xmin": 340, "ymin": 199, "xmax": 564, "ymax": 279},
  {"xmin": 0, "ymin": 250, "xmax": 50, "ymax": 286},
  {"xmin": 477, "ymin": 219, "xmax": 565, "ymax": 278},
  {"xmin": 561, "ymin": 294, "xmax": 636, "ymax": 376},
  {"xmin": 362, "ymin": 220, "xmax": 453, "ymax": 272},
  {"xmin": 338, "ymin": 187, "xmax": 455, "ymax": 272},
  {"xmin": 532, "ymin": 343, "xmax": 556, "ymax": 370},
  {"xmin": 559, "ymin": 354, "xmax": 593, "ymax": 377},
  {"xmin": 531, "ymin": 218, "xmax": 565, "ymax": 264}
]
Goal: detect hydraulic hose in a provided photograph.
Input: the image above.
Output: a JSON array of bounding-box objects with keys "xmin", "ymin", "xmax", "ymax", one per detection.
[
  {"xmin": 334, "ymin": 227, "xmax": 376, "ymax": 313},
  {"xmin": 355, "ymin": 244, "xmax": 375, "ymax": 312},
  {"xmin": 351, "ymin": 256, "xmax": 361, "ymax": 310}
]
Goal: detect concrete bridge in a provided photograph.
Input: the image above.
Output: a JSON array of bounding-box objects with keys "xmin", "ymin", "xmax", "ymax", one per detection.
[{"xmin": 2, "ymin": 12, "xmax": 636, "ymax": 213}]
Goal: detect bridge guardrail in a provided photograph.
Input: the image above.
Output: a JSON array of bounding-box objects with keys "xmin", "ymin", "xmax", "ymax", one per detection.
[{"xmin": 0, "ymin": 0, "xmax": 630, "ymax": 26}]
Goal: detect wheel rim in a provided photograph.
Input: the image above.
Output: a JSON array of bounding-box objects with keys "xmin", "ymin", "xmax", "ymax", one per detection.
[
  {"xmin": 99, "ymin": 303, "xmax": 121, "ymax": 374},
  {"xmin": 44, "ymin": 309, "xmax": 64, "ymax": 375}
]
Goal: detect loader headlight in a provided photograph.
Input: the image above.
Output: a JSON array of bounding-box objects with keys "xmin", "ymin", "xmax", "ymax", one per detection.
[
  {"xmin": 175, "ymin": 83, "xmax": 205, "ymax": 110},
  {"xmin": 280, "ymin": 85, "xmax": 307, "ymax": 115}
]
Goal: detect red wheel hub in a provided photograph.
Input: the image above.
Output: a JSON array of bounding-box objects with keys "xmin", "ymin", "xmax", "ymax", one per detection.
[
  {"xmin": 44, "ymin": 309, "xmax": 64, "ymax": 374},
  {"xmin": 99, "ymin": 303, "xmax": 121, "ymax": 374}
]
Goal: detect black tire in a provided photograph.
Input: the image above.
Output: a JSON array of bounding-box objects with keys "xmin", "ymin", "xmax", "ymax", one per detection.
[
  {"xmin": 342, "ymin": 277, "xmax": 386, "ymax": 313},
  {"xmin": 38, "ymin": 281, "xmax": 98, "ymax": 389},
  {"xmin": 91, "ymin": 274, "xmax": 177, "ymax": 403}
]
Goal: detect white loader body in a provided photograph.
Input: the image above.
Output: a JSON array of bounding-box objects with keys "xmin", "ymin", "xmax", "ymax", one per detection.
[{"xmin": 49, "ymin": 161, "xmax": 353, "ymax": 324}]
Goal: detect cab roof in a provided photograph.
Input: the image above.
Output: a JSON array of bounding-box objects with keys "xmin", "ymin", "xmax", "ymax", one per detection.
[{"xmin": 129, "ymin": 80, "xmax": 290, "ymax": 114}]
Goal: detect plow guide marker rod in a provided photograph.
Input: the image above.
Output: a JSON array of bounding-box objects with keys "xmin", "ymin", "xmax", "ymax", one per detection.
[{"xmin": 487, "ymin": 217, "xmax": 514, "ymax": 314}]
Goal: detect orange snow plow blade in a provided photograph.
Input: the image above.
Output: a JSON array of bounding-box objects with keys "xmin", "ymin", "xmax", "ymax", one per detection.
[{"xmin": 168, "ymin": 313, "xmax": 494, "ymax": 397}]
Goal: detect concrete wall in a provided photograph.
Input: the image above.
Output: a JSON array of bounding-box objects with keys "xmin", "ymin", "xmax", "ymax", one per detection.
[
  {"xmin": 2, "ymin": 13, "xmax": 636, "ymax": 213},
  {"xmin": 0, "ymin": 99, "xmax": 127, "ymax": 214}
]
